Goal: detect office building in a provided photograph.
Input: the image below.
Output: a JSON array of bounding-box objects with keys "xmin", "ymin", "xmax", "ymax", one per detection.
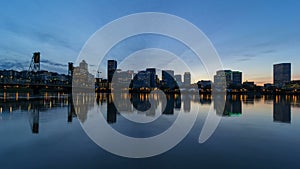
[
  {"xmin": 174, "ymin": 74, "xmax": 182, "ymax": 86},
  {"xmin": 197, "ymin": 80, "xmax": 212, "ymax": 89},
  {"xmin": 214, "ymin": 70, "xmax": 232, "ymax": 87},
  {"xmin": 146, "ymin": 68, "xmax": 156, "ymax": 88},
  {"xmin": 107, "ymin": 60, "xmax": 117, "ymax": 83},
  {"xmin": 184, "ymin": 72, "xmax": 191, "ymax": 86},
  {"xmin": 132, "ymin": 70, "xmax": 151, "ymax": 89},
  {"xmin": 113, "ymin": 70, "xmax": 134, "ymax": 88},
  {"xmin": 232, "ymin": 71, "xmax": 242, "ymax": 85},
  {"xmin": 273, "ymin": 63, "xmax": 291, "ymax": 88},
  {"xmin": 73, "ymin": 60, "xmax": 94, "ymax": 87},
  {"xmin": 162, "ymin": 70, "xmax": 175, "ymax": 89},
  {"xmin": 214, "ymin": 70, "xmax": 242, "ymax": 88}
]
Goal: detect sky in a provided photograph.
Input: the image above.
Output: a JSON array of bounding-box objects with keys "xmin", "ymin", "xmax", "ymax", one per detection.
[{"xmin": 0, "ymin": 0, "xmax": 300, "ymax": 85}]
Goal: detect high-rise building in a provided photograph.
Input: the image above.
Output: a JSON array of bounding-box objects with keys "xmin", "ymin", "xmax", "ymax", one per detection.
[
  {"xmin": 184, "ymin": 72, "xmax": 191, "ymax": 86},
  {"xmin": 162, "ymin": 70, "xmax": 175, "ymax": 89},
  {"xmin": 174, "ymin": 74, "xmax": 182, "ymax": 86},
  {"xmin": 214, "ymin": 70, "xmax": 242, "ymax": 87},
  {"xmin": 197, "ymin": 80, "xmax": 212, "ymax": 89},
  {"xmin": 146, "ymin": 68, "xmax": 156, "ymax": 88},
  {"xmin": 216, "ymin": 70, "xmax": 232, "ymax": 86},
  {"xmin": 162, "ymin": 70, "xmax": 174, "ymax": 79},
  {"xmin": 113, "ymin": 70, "xmax": 133, "ymax": 87},
  {"xmin": 73, "ymin": 60, "xmax": 94, "ymax": 87},
  {"xmin": 232, "ymin": 71, "xmax": 242, "ymax": 85},
  {"xmin": 107, "ymin": 60, "xmax": 117, "ymax": 83},
  {"xmin": 132, "ymin": 70, "xmax": 151, "ymax": 89},
  {"xmin": 273, "ymin": 63, "xmax": 291, "ymax": 88}
]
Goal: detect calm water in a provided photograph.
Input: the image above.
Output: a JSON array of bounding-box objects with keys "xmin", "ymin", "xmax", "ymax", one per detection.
[{"xmin": 0, "ymin": 92, "xmax": 300, "ymax": 169}]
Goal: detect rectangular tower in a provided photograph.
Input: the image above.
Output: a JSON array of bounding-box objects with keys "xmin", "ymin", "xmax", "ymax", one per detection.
[
  {"xmin": 273, "ymin": 63, "xmax": 291, "ymax": 88},
  {"xmin": 184, "ymin": 72, "xmax": 191, "ymax": 86},
  {"xmin": 107, "ymin": 60, "xmax": 117, "ymax": 83}
]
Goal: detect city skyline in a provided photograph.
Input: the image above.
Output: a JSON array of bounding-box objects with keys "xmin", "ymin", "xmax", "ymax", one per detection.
[
  {"xmin": 0, "ymin": 1, "xmax": 299, "ymax": 85},
  {"xmin": 0, "ymin": 54, "xmax": 297, "ymax": 88},
  {"xmin": 1, "ymin": 1, "xmax": 300, "ymax": 168}
]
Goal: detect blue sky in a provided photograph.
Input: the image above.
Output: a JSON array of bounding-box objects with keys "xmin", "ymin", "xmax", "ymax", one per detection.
[{"xmin": 0, "ymin": 0, "xmax": 300, "ymax": 84}]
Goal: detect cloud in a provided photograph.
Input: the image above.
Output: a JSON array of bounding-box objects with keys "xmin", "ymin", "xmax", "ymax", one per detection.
[
  {"xmin": 41, "ymin": 64, "xmax": 67, "ymax": 74},
  {"xmin": 235, "ymin": 49, "xmax": 277, "ymax": 62},
  {"xmin": 0, "ymin": 58, "xmax": 28, "ymax": 69},
  {"xmin": 1, "ymin": 15, "xmax": 76, "ymax": 52},
  {"xmin": 249, "ymin": 41, "xmax": 274, "ymax": 49},
  {"xmin": 40, "ymin": 59, "xmax": 67, "ymax": 67},
  {"xmin": 261, "ymin": 49, "xmax": 276, "ymax": 54},
  {"xmin": 242, "ymin": 54, "xmax": 256, "ymax": 58},
  {"xmin": 0, "ymin": 58, "xmax": 68, "ymax": 74},
  {"xmin": 0, "ymin": 14, "xmax": 80, "ymax": 72},
  {"xmin": 236, "ymin": 58, "xmax": 251, "ymax": 62}
]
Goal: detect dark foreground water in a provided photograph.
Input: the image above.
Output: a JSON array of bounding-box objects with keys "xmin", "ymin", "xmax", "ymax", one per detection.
[{"xmin": 0, "ymin": 92, "xmax": 300, "ymax": 169}]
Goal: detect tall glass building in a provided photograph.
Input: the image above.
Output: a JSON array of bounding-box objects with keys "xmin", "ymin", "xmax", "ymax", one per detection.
[
  {"xmin": 273, "ymin": 63, "xmax": 291, "ymax": 88},
  {"xmin": 107, "ymin": 60, "xmax": 117, "ymax": 83}
]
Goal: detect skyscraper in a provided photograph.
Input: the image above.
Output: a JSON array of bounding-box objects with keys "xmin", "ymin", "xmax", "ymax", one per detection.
[
  {"xmin": 107, "ymin": 60, "xmax": 117, "ymax": 83},
  {"xmin": 132, "ymin": 70, "xmax": 151, "ymax": 89},
  {"xmin": 184, "ymin": 72, "xmax": 191, "ymax": 86},
  {"xmin": 174, "ymin": 74, "xmax": 182, "ymax": 86},
  {"xmin": 214, "ymin": 70, "xmax": 242, "ymax": 88},
  {"xmin": 215, "ymin": 70, "xmax": 232, "ymax": 87},
  {"xmin": 273, "ymin": 63, "xmax": 291, "ymax": 88},
  {"xmin": 162, "ymin": 70, "xmax": 174, "ymax": 81},
  {"xmin": 232, "ymin": 71, "xmax": 242, "ymax": 85},
  {"xmin": 162, "ymin": 70, "xmax": 175, "ymax": 89},
  {"xmin": 73, "ymin": 60, "xmax": 94, "ymax": 88},
  {"xmin": 146, "ymin": 68, "xmax": 156, "ymax": 88}
]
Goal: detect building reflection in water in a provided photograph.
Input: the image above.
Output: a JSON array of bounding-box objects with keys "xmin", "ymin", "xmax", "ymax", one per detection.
[
  {"xmin": 242, "ymin": 93, "xmax": 254, "ymax": 104},
  {"xmin": 199, "ymin": 94, "xmax": 212, "ymax": 105},
  {"xmin": 273, "ymin": 95, "xmax": 291, "ymax": 123},
  {"xmin": 174, "ymin": 94, "xmax": 181, "ymax": 110},
  {"xmin": 1, "ymin": 91, "xmax": 299, "ymax": 135},
  {"xmin": 96, "ymin": 92, "xmax": 185, "ymax": 123},
  {"xmin": 263, "ymin": 95, "xmax": 274, "ymax": 104},
  {"xmin": 74, "ymin": 93, "xmax": 95, "ymax": 123},
  {"xmin": 182, "ymin": 94, "xmax": 191, "ymax": 112},
  {"xmin": 96, "ymin": 92, "xmax": 107, "ymax": 106},
  {"xmin": 68, "ymin": 94, "xmax": 76, "ymax": 123},
  {"xmin": 131, "ymin": 93, "xmax": 151, "ymax": 112},
  {"xmin": 28, "ymin": 99, "xmax": 41, "ymax": 134},
  {"xmin": 162, "ymin": 94, "xmax": 175, "ymax": 115},
  {"xmin": 107, "ymin": 94, "xmax": 117, "ymax": 124},
  {"xmin": 214, "ymin": 95, "xmax": 242, "ymax": 117},
  {"xmin": 0, "ymin": 92, "xmax": 71, "ymax": 134}
]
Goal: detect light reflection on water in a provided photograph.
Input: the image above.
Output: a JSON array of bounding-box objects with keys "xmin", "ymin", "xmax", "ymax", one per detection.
[{"xmin": 0, "ymin": 92, "xmax": 300, "ymax": 169}]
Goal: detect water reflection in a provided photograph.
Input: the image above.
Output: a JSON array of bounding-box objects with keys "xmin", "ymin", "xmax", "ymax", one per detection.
[
  {"xmin": 28, "ymin": 99, "xmax": 41, "ymax": 134},
  {"xmin": 67, "ymin": 94, "xmax": 76, "ymax": 123},
  {"xmin": 73, "ymin": 93, "xmax": 94, "ymax": 123},
  {"xmin": 0, "ymin": 92, "xmax": 72, "ymax": 133},
  {"xmin": 214, "ymin": 95, "xmax": 242, "ymax": 117},
  {"xmin": 1, "ymin": 92, "xmax": 300, "ymax": 169},
  {"xmin": 107, "ymin": 94, "xmax": 117, "ymax": 123},
  {"xmin": 273, "ymin": 95, "xmax": 291, "ymax": 123},
  {"xmin": 182, "ymin": 94, "xmax": 191, "ymax": 112},
  {"xmin": 0, "ymin": 92, "xmax": 300, "ymax": 134},
  {"xmin": 162, "ymin": 94, "xmax": 175, "ymax": 115}
]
